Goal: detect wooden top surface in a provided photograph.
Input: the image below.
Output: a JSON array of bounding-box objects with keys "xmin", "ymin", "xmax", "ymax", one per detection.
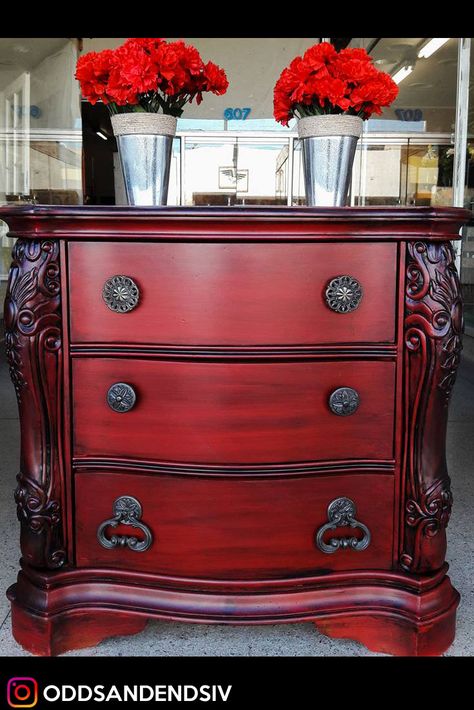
[{"xmin": 0, "ymin": 204, "xmax": 470, "ymax": 241}]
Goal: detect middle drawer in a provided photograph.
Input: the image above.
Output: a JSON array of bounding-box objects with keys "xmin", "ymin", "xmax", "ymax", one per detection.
[{"xmin": 72, "ymin": 358, "xmax": 395, "ymax": 464}]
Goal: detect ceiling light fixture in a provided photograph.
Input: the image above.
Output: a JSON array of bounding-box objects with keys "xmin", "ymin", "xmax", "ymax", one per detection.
[
  {"xmin": 418, "ymin": 38, "xmax": 450, "ymax": 59},
  {"xmin": 392, "ymin": 65, "xmax": 414, "ymax": 85},
  {"xmin": 96, "ymin": 131, "xmax": 108, "ymax": 140}
]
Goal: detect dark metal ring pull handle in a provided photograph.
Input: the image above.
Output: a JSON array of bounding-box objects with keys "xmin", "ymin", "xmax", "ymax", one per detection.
[
  {"xmin": 97, "ymin": 496, "xmax": 153, "ymax": 552},
  {"xmin": 325, "ymin": 275, "xmax": 362, "ymax": 313},
  {"xmin": 329, "ymin": 387, "xmax": 360, "ymax": 416},
  {"xmin": 102, "ymin": 275, "xmax": 140, "ymax": 313},
  {"xmin": 315, "ymin": 497, "xmax": 371, "ymax": 554},
  {"xmin": 107, "ymin": 382, "xmax": 136, "ymax": 413}
]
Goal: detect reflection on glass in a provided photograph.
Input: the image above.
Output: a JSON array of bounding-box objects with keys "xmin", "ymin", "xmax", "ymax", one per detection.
[
  {"xmin": 408, "ymin": 144, "xmax": 453, "ymax": 206},
  {"xmin": 184, "ymin": 139, "xmax": 236, "ymax": 205},
  {"xmin": 0, "ymin": 40, "xmax": 82, "ymax": 205},
  {"xmin": 184, "ymin": 138, "xmax": 289, "ymax": 206},
  {"xmin": 0, "ymin": 38, "xmax": 82, "ymax": 303},
  {"xmin": 292, "ymin": 140, "xmax": 305, "ymax": 206},
  {"xmin": 293, "ymin": 136, "xmax": 456, "ymax": 208},
  {"xmin": 352, "ymin": 143, "xmax": 407, "ymax": 206},
  {"xmin": 354, "ymin": 38, "xmax": 458, "ymax": 134},
  {"xmin": 167, "ymin": 138, "xmax": 181, "ymax": 206},
  {"xmin": 29, "ymin": 139, "xmax": 82, "ymax": 204},
  {"xmin": 235, "ymin": 142, "xmax": 288, "ymax": 205},
  {"xmin": 460, "ymin": 40, "xmax": 474, "ymax": 334},
  {"xmin": 461, "ymin": 223, "xmax": 474, "ymax": 333}
]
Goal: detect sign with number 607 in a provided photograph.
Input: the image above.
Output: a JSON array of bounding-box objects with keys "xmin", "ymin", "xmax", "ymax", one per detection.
[
  {"xmin": 394, "ymin": 108, "xmax": 423, "ymax": 121},
  {"xmin": 224, "ymin": 108, "xmax": 251, "ymax": 120}
]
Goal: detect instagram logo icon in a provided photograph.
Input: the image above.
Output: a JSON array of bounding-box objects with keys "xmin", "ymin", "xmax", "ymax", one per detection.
[{"xmin": 7, "ymin": 678, "xmax": 38, "ymax": 708}]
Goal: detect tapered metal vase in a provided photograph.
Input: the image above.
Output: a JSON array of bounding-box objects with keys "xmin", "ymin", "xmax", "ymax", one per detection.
[
  {"xmin": 298, "ymin": 115, "xmax": 363, "ymax": 207},
  {"xmin": 111, "ymin": 113, "xmax": 177, "ymax": 206}
]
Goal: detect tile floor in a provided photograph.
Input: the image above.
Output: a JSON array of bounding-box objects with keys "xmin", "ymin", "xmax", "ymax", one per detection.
[{"xmin": 0, "ymin": 348, "xmax": 472, "ymax": 657}]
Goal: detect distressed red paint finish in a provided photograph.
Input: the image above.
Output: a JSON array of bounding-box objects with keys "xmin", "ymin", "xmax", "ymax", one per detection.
[
  {"xmin": 401, "ymin": 240, "xmax": 463, "ymax": 574},
  {"xmin": 3, "ymin": 238, "xmax": 66, "ymax": 570},
  {"xmin": 1, "ymin": 205, "xmax": 470, "ymax": 657}
]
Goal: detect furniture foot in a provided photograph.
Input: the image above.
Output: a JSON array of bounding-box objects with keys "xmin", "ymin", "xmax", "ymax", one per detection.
[
  {"xmin": 313, "ymin": 592, "xmax": 459, "ymax": 656},
  {"xmin": 8, "ymin": 589, "xmax": 149, "ymax": 657}
]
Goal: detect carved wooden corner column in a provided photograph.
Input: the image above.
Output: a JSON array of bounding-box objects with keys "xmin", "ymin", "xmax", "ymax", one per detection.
[
  {"xmin": 402, "ymin": 240, "xmax": 462, "ymax": 574},
  {"xmin": 3, "ymin": 239, "xmax": 66, "ymax": 570}
]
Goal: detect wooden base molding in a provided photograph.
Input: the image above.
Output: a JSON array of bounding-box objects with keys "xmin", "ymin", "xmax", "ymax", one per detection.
[{"xmin": 8, "ymin": 564, "xmax": 459, "ymax": 657}]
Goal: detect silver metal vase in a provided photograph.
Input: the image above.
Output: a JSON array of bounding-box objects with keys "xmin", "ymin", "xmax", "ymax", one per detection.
[
  {"xmin": 298, "ymin": 115, "xmax": 363, "ymax": 207},
  {"xmin": 111, "ymin": 113, "xmax": 177, "ymax": 206}
]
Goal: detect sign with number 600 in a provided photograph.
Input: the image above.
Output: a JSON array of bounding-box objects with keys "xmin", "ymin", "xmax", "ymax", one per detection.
[{"xmin": 224, "ymin": 108, "xmax": 252, "ymax": 120}]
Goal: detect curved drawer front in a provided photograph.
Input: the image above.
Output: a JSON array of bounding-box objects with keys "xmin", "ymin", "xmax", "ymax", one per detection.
[
  {"xmin": 72, "ymin": 358, "xmax": 395, "ymax": 464},
  {"xmin": 75, "ymin": 471, "xmax": 395, "ymax": 578},
  {"xmin": 68, "ymin": 241, "xmax": 397, "ymax": 345}
]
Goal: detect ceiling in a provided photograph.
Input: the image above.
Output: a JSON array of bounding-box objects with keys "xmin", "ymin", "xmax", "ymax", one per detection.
[
  {"xmin": 0, "ymin": 38, "xmax": 69, "ymax": 91},
  {"xmin": 0, "ymin": 38, "xmax": 68, "ymax": 69}
]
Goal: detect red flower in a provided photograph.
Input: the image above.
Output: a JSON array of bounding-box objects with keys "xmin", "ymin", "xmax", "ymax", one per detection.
[
  {"xmin": 107, "ymin": 43, "xmax": 159, "ymax": 105},
  {"xmin": 74, "ymin": 49, "xmax": 116, "ymax": 104},
  {"xmin": 337, "ymin": 47, "xmax": 372, "ymax": 63},
  {"xmin": 181, "ymin": 43, "xmax": 205, "ymax": 77},
  {"xmin": 75, "ymin": 38, "xmax": 228, "ymax": 116},
  {"xmin": 307, "ymin": 76, "xmax": 352, "ymax": 111},
  {"xmin": 189, "ymin": 61, "xmax": 229, "ymax": 105},
  {"xmin": 330, "ymin": 56, "xmax": 378, "ymax": 83},
  {"xmin": 350, "ymin": 73, "xmax": 399, "ymax": 117},
  {"xmin": 302, "ymin": 42, "xmax": 337, "ymax": 77},
  {"xmin": 152, "ymin": 42, "xmax": 187, "ymax": 94},
  {"xmin": 123, "ymin": 37, "xmax": 165, "ymax": 53},
  {"xmin": 202, "ymin": 61, "xmax": 229, "ymax": 94},
  {"xmin": 273, "ymin": 42, "xmax": 398, "ymax": 124}
]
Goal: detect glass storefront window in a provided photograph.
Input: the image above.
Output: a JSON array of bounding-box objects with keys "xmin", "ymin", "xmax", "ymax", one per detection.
[
  {"xmin": 291, "ymin": 140, "xmax": 304, "ymax": 206},
  {"xmin": 352, "ymin": 142, "xmax": 408, "ymax": 206},
  {"xmin": 183, "ymin": 137, "xmax": 237, "ymax": 206},
  {"xmin": 292, "ymin": 135, "xmax": 455, "ymax": 207},
  {"xmin": 407, "ymin": 143, "xmax": 454, "ymax": 206},
  {"xmin": 355, "ymin": 38, "xmax": 458, "ymax": 134},
  {"xmin": 0, "ymin": 38, "xmax": 82, "ymax": 302},
  {"xmin": 183, "ymin": 136, "xmax": 289, "ymax": 206},
  {"xmin": 234, "ymin": 140, "xmax": 288, "ymax": 205},
  {"xmin": 460, "ymin": 39, "xmax": 474, "ymax": 335}
]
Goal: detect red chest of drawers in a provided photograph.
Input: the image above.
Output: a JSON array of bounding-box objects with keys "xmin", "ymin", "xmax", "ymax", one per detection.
[{"xmin": 2, "ymin": 205, "xmax": 470, "ymax": 656}]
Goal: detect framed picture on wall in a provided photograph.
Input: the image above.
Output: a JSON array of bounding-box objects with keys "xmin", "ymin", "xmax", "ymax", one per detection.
[{"xmin": 218, "ymin": 166, "xmax": 249, "ymax": 192}]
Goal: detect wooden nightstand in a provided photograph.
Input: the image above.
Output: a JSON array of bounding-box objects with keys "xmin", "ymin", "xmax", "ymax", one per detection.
[{"xmin": 2, "ymin": 205, "xmax": 469, "ymax": 656}]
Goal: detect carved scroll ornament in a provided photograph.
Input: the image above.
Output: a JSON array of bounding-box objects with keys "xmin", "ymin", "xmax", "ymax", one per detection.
[
  {"xmin": 4, "ymin": 239, "xmax": 66, "ymax": 569},
  {"xmin": 402, "ymin": 241, "xmax": 462, "ymax": 574}
]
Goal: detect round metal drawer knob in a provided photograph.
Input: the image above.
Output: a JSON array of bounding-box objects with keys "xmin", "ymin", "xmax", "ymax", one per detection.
[
  {"xmin": 102, "ymin": 275, "xmax": 140, "ymax": 313},
  {"xmin": 107, "ymin": 383, "xmax": 136, "ymax": 413},
  {"xmin": 329, "ymin": 387, "xmax": 360, "ymax": 416},
  {"xmin": 325, "ymin": 275, "xmax": 362, "ymax": 313}
]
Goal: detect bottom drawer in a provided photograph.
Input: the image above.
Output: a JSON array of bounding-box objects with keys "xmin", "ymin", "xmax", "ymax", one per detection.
[{"xmin": 75, "ymin": 472, "xmax": 395, "ymax": 579}]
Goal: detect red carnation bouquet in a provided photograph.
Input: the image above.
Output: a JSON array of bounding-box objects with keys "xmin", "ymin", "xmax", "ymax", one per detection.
[
  {"xmin": 274, "ymin": 42, "xmax": 398, "ymax": 126},
  {"xmin": 75, "ymin": 38, "xmax": 228, "ymax": 117}
]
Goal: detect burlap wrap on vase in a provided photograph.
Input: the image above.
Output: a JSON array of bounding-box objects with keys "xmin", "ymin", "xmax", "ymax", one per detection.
[
  {"xmin": 111, "ymin": 113, "xmax": 178, "ymax": 206},
  {"xmin": 297, "ymin": 115, "xmax": 363, "ymax": 207},
  {"xmin": 111, "ymin": 113, "xmax": 177, "ymax": 137}
]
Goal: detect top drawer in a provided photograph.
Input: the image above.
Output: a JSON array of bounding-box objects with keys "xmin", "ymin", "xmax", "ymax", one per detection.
[{"xmin": 68, "ymin": 241, "xmax": 397, "ymax": 345}]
